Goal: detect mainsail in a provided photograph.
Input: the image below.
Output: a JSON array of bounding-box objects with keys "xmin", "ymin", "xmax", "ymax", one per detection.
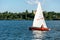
[{"xmin": 32, "ymin": 2, "xmax": 47, "ymax": 28}]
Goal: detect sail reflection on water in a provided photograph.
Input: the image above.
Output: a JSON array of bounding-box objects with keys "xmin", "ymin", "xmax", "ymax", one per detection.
[{"xmin": 32, "ymin": 31, "xmax": 46, "ymax": 40}]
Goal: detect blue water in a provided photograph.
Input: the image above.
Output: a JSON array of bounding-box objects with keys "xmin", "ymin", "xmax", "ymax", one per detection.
[{"xmin": 0, "ymin": 20, "xmax": 60, "ymax": 40}]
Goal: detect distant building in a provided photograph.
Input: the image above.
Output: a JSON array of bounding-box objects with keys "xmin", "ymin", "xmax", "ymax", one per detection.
[{"xmin": 33, "ymin": 10, "xmax": 37, "ymax": 14}]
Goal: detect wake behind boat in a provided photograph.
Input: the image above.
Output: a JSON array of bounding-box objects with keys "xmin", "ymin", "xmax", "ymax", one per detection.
[{"xmin": 29, "ymin": 2, "xmax": 50, "ymax": 31}]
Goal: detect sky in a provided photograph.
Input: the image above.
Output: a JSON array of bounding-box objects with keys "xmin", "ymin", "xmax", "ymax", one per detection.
[{"xmin": 0, "ymin": 0, "xmax": 60, "ymax": 12}]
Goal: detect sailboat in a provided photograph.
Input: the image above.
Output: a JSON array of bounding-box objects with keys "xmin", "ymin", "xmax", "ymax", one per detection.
[{"xmin": 29, "ymin": 2, "xmax": 50, "ymax": 31}]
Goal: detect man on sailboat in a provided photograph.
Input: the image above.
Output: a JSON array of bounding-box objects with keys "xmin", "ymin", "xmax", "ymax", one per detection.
[{"xmin": 29, "ymin": 24, "xmax": 50, "ymax": 31}]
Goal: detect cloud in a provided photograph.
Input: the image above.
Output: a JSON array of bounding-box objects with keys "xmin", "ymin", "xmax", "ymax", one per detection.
[{"xmin": 26, "ymin": 0, "xmax": 39, "ymax": 5}]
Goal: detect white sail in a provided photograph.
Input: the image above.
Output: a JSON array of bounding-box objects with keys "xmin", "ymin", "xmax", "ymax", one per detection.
[{"xmin": 32, "ymin": 2, "xmax": 47, "ymax": 28}]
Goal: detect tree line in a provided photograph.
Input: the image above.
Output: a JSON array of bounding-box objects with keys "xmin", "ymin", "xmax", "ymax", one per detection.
[{"xmin": 0, "ymin": 10, "xmax": 60, "ymax": 20}]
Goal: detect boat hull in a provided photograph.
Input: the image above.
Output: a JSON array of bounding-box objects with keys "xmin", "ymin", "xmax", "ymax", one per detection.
[{"xmin": 29, "ymin": 27, "xmax": 50, "ymax": 31}]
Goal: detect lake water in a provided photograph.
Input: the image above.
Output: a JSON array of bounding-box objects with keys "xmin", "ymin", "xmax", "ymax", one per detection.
[{"xmin": 0, "ymin": 20, "xmax": 60, "ymax": 40}]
